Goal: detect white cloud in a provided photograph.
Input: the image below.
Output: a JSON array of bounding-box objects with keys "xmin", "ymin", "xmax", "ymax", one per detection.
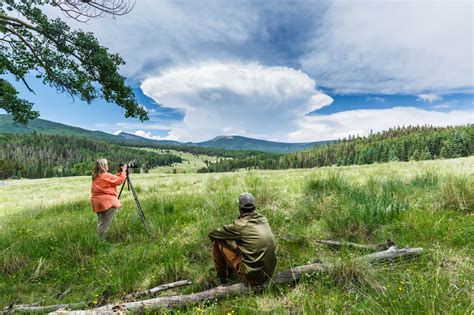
[
  {"xmin": 141, "ymin": 61, "xmax": 333, "ymax": 142},
  {"xmin": 301, "ymin": 1, "xmax": 473, "ymax": 94},
  {"xmin": 113, "ymin": 130, "xmax": 122, "ymax": 135},
  {"xmin": 97, "ymin": 122, "xmax": 173, "ymax": 131},
  {"xmin": 289, "ymin": 107, "xmax": 474, "ymax": 142},
  {"xmin": 134, "ymin": 130, "xmax": 171, "ymax": 140},
  {"xmin": 417, "ymin": 94, "xmax": 441, "ymax": 103},
  {"xmin": 48, "ymin": 1, "xmax": 259, "ymax": 79},
  {"xmin": 432, "ymin": 104, "xmax": 451, "ymax": 109},
  {"xmin": 45, "ymin": 1, "xmax": 471, "ymax": 95}
]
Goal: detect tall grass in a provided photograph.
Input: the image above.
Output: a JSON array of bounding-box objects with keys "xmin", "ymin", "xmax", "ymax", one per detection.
[
  {"xmin": 438, "ymin": 175, "xmax": 474, "ymax": 213},
  {"xmin": 305, "ymin": 175, "xmax": 407, "ymax": 241},
  {"xmin": 1, "ymin": 158, "xmax": 473, "ymax": 313}
]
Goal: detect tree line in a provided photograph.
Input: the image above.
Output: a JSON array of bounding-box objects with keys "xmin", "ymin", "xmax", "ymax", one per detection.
[
  {"xmin": 198, "ymin": 125, "xmax": 473, "ymax": 172},
  {"xmin": 0, "ymin": 133, "xmax": 182, "ymax": 179}
]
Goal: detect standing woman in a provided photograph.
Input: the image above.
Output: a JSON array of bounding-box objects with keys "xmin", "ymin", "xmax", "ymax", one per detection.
[{"xmin": 91, "ymin": 159, "xmax": 127, "ymax": 238}]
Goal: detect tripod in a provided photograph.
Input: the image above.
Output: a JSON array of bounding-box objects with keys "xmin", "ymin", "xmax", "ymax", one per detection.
[{"xmin": 118, "ymin": 170, "xmax": 150, "ymax": 234}]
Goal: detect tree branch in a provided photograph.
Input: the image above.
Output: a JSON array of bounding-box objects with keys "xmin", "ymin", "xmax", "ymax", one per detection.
[
  {"xmin": 0, "ymin": 15, "xmax": 38, "ymax": 32},
  {"xmin": 3, "ymin": 26, "xmax": 75, "ymax": 97}
]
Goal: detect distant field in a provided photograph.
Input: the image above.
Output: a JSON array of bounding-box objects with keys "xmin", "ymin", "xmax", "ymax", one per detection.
[
  {"xmin": 1, "ymin": 157, "xmax": 473, "ymax": 313},
  {"xmin": 146, "ymin": 149, "xmax": 219, "ymax": 174}
]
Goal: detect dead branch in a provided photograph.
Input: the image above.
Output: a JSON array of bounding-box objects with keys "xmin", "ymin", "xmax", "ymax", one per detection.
[
  {"xmin": 316, "ymin": 239, "xmax": 396, "ymax": 251},
  {"xmin": 3, "ymin": 280, "xmax": 191, "ymax": 313},
  {"xmin": 124, "ymin": 279, "xmax": 192, "ymax": 301},
  {"xmin": 357, "ymin": 246, "xmax": 424, "ymax": 263},
  {"xmin": 3, "ymin": 302, "xmax": 87, "ymax": 314}
]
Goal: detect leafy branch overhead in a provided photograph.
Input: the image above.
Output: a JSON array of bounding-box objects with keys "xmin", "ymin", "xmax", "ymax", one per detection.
[{"xmin": 0, "ymin": 0, "xmax": 148, "ymax": 123}]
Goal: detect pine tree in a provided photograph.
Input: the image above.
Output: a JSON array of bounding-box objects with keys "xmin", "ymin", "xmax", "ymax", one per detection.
[{"xmin": 418, "ymin": 146, "xmax": 432, "ymax": 160}]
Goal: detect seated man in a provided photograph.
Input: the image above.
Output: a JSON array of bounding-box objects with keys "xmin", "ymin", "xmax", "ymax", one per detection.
[{"xmin": 208, "ymin": 192, "xmax": 277, "ymax": 285}]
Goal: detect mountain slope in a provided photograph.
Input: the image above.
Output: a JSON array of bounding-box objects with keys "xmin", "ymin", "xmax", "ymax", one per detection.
[
  {"xmin": 0, "ymin": 115, "xmax": 326, "ymax": 153},
  {"xmin": 197, "ymin": 135, "xmax": 328, "ymax": 153}
]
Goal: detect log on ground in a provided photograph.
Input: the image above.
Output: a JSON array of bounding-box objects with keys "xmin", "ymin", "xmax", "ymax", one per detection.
[{"xmin": 87, "ymin": 246, "xmax": 423, "ymax": 313}]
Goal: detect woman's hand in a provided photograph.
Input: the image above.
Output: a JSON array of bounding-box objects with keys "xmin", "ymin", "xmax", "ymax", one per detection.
[{"xmin": 121, "ymin": 164, "xmax": 128, "ymax": 172}]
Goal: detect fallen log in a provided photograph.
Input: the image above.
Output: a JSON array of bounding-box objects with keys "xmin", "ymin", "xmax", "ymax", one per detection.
[
  {"xmin": 124, "ymin": 279, "xmax": 192, "ymax": 301},
  {"xmin": 84, "ymin": 246, "xmax": 423, "ymax": 313},
  {"xmin": 3, "ymin": 280, "xmax": 191, "ymax": 314},
  {"xmin": 3, "ymin": 302, "xmax": 88, "ymax": 314},
  {"xmin": 316, "ymin": 239, "xmax": 396, "ymax": 251},
  {"xmin": 358, "ymin": 246, "xmax": 424, "ymax": 263}
]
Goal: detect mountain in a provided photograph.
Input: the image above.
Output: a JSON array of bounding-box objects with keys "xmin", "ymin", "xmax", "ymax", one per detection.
[
  {"xmin": 0, "ymin": 115, "xmax": 327, "ymax": 153},
  {"xmin": 197, "ymin": 135, "xmax": 328, "ymax": 153},
  {"xmin": 0, "ymin": 115, "xmax": 175, "ymax": 147}
]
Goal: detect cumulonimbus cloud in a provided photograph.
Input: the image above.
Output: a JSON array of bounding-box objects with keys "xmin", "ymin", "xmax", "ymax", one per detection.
[{"xmin": 140, "ymin": 61, "xmax": 333, "ymax": 142}]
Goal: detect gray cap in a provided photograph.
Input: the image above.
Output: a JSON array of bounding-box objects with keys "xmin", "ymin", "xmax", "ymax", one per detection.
[{"xmin": 238, "ymin": 192, "xmax": 256, "ymax": 210}]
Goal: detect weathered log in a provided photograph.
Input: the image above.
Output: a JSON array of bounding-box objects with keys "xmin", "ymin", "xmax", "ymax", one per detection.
[
  {"xmin": 85, "ymin": 246, "xmax": 423, "ymax": 313},
  {"xmin": 317, "ymin": 239, "xmax": 396, "ymax": 251},
  {"xmin": 357, "ymin": 246, "xmax": 424, "ymax": 263},
  {"xmin": 124, "ymin": 279, "xmax": 192, "ymax": 301},
  {"xmin": 3, "ymin": 302, "xmax": 88, "ymax": 313},
  {"xmin": 3, "ymin": 280, "xmax": 191, "ymax": 314}
]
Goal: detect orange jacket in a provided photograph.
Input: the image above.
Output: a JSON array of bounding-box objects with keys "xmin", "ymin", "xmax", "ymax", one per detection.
[{"xmin": 91, "ymin": 171, "xmax": 127, "ymax": 213}]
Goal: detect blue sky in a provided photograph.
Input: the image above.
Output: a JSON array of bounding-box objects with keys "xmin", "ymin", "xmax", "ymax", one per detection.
[{"xmin": 3, "ymin": 0, "xmax": 473, "ymax": 142}]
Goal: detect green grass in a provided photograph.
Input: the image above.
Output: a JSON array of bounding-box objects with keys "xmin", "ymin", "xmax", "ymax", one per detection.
[
  {"xmin": 1, "ymin": 157, "xmax": 473, "ymax": 313},
  {"xmin": 140, "ymin": 148, "xmax": 218, "ymax": 174}
]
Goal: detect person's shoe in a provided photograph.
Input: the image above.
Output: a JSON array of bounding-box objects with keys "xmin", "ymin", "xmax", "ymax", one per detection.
[{"xmin": 219, "ymin": 277, "xmax": 231, "ymax": 285}]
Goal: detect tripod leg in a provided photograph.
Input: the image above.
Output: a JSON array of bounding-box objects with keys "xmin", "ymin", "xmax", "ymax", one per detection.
[
  {"xmin": 127, "ymin": 177, "xmax": 150, "ymax": 234},
  {"xmin": 118, "ymin": 178, "xmax": 127, "ymax": 200}
]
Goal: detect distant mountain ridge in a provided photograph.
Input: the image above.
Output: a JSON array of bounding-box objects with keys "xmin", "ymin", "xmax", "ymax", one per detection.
[
  {"xmin": 0, "ymin": 115, "xmax": 328, "ymax": 153},
  {"xmin": 196, "ymin": 135, "xmax": 326, "ymax": 152}
]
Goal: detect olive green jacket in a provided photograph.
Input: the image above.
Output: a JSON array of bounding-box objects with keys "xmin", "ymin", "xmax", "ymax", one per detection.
[{"xmin": 208, "ymin": 211, "xmax": 277, "ymax": 284}]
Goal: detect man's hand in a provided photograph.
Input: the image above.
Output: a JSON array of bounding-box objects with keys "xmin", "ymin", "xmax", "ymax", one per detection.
[{"xmin": 121, "ymin": 164, "xmax": 128, "ymax": 172}]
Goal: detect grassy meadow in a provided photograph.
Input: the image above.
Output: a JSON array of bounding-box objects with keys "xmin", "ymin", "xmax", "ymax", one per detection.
[{"xmin": 1, "ymin": 157, "xmax": 473, "ymax": 313}]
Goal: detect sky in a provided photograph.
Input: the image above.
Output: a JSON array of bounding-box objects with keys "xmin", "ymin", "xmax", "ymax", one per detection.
[{"xmin": 4, "ymin": 0, "xmax": 474, "ymax": 142}]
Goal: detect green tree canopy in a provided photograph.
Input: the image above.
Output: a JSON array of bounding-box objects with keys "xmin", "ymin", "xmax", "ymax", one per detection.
[{"xmin": 0, "ymin": 0, "xmax": 148, "ymax": 123}]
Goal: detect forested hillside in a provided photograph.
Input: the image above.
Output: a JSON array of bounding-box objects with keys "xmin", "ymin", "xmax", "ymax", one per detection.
[
  {"xmin": 0, "ymin": 115, "xmax": 325, "ymax": 154},
  {"xmin": 199, "ymin": 125, "xmax": 473, "ymax": 172},
  {"xmin": 0, "ymin": 133, "xmax": 182, "ymax": 179}
]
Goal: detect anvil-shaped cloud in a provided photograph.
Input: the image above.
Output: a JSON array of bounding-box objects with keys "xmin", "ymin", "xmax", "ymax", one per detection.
[{"xmin": 141, "ymin": 62, "xmax": 333, "ymax": 142}]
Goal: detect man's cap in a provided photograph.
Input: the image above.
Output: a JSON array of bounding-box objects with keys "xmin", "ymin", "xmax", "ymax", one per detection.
[{"xmin": 238, "ymin": 192, "xmax": 256, "ymax": 210}]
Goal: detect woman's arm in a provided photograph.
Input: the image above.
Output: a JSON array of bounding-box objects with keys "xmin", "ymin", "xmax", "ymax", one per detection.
[{"xmin": 105, "ymin": 164, "xmax": 128, "ymax": 187}]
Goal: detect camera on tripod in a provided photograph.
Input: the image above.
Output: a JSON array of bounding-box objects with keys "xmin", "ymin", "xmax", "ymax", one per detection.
[
  {"xmin": 119, "ymin": 160, "xmax": 139, "ymax": 169},
  {"xmin": 117, "ymin": 159, "xmax": 149, "ymax": 234}
]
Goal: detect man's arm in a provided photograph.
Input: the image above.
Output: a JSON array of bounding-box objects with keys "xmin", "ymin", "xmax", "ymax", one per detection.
[{"xmin": 208, "ymin": 222, "xmax": 241, "ymax": 241}]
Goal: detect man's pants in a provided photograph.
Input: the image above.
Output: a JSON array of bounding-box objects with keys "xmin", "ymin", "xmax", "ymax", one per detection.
[
  {"xmin": 211, "ymin": 240, "xmax": 243, "ymax": 282},
  {"xmin": 97, "ymin": 207, "xmax": 116, "ymax": 238}
]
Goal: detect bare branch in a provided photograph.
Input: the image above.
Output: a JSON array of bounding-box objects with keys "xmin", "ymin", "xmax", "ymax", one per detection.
[{"xmin": 52, "ymin": 0, "xmax": 136, "ymax": 22}]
